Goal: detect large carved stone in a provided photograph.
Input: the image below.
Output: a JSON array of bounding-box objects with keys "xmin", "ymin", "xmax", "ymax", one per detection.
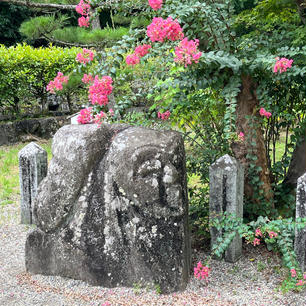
[{"xmin": 25, "ymin": 124, "xmax": 190, "ymax": 293}]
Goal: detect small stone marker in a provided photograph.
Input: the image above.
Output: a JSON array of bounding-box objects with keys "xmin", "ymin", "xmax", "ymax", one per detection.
[
  {"xmin": 18, "ymin": 142, "xmax": 48, "ymax": 224},
  {"xmin": 294, "ymin": 172, "xmax": 306, "ymax": 272},
  {"xmin": 209, "ymin": 154, "xmax": 244, "ymax": 263}
]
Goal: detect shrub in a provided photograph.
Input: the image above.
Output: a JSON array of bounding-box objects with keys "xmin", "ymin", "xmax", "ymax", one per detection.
[{"xmin": 0, "ymin": 43, "xmax": 81, "ymax": 114}]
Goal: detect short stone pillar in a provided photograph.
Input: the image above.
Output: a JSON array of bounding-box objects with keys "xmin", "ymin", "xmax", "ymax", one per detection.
[
  {"xmin": 294, "ymin": 173, "xmax": 306, "ymax": 271},
  {"xmin": 18, "ymin": 142, "xmax": 48, "ymax": 224},
  {"xmin": 209, "ymin": 154, "xmax": 244, "ymax": 263}
]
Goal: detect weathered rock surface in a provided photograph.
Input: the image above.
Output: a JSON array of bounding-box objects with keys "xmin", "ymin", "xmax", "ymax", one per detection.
[
  {"xmin": 0, "ymin": 116, "xmax": 69, "ymax": 146},
  {"xmin": 18, "ymin": 142, "xmax": 48, "ymax": 224},
  {"xmin": 209, "ymin": 154, "xmax": 244, "ymax": 263},
  {"xmin": 25, "ymin": 124, "xmax": 190, "ymax": 293},
  {"xmin": 294, "ymin": 173, "xmax": 306, "ymax": 272},
  {"xmin": 284, "ymin": 137, "xmax": 306, "ymax": 187}
]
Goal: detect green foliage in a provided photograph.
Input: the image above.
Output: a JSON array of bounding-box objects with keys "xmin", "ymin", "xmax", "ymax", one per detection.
[
  {"xmin": 0, "ymin": 44, "xmax": 80, "ymax": 114},
  {"xmin": 0, "ymin": 3, "xmax": 32, "ymax": 46},
  {"xmin": 210, "ymin": 212, "xmax": 306, "ymax": 290},
  {"xmin": 52, "ymin": 26, "xmax": 129, "ymax": 46},
  {"xmin": 20, "ymin": 15, "xmax": 69, "ymax": 40}
]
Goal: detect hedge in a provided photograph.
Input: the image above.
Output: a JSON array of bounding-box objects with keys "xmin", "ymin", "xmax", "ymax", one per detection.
[{"xmin": 0, "ymin": 44, "xmax": 81, "ymax": 114}]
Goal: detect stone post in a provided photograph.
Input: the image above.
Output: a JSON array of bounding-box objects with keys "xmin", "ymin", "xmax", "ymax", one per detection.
[
  {"xmin": 294, "ymin": 173, "xmax": 306, "ymax": 271},
  {"xmin": 209, "ymin": 154, "xmax": 244, "ymax": 263},
  {"xmin": 18, "ymin": 142, "xmax": 48, "ymax": 224}
]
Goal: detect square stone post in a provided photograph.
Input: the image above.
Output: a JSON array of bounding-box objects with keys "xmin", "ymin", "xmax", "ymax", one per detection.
[
  {"xmin": 294, "ymin": 173, "xmax": 306, "ymax": 271},
  {"xmin": 209, "ymin": 154, "xmax": 244, "ymax": 263},
  {"xmin": 18, "ymin": 142, "xmax": 48, "ymax": 224}
]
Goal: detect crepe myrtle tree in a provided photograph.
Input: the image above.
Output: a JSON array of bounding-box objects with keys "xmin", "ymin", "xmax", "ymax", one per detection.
[{"xmin": 47, "ymin": 0, "xmax": 306, "ymax": 218}]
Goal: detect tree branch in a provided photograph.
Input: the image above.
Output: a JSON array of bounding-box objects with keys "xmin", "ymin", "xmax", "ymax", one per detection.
[
  {"xmin": 0, "ymin": 0, "xmax": 76, "ymax": 10},
  {"xmin": 0, "ymin": 0, "xmax": 123, "ymax": 10}
]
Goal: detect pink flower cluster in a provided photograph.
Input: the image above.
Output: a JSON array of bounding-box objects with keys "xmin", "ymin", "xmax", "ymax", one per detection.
[
  {"xmin": 194, "ymin": 261, "xmax": 210, "ymax": 282},
  {"xmin": 238, "ymin": 132, "xmax": 245, "ymax": 141},
  {"xmin": 255, "ymin": 228, "xmax": 262, "ymax": 237},
  {"xmin": 82, "ymin": 73, "xmax": 94, "ymax": 84},
  {"xmin": 76, "ymin": 0, "xmax": 91, "ymax": 28},
  {"xmin": 76, "ymin": 0, "xmax": 90, "ymax": 15},
  {"xmin": 268, "ymin": 231, "xmax": 277, "ymax": 238},
  {"xmin": 76, "ymin": 48, "xmax": 95, "ymax": 64},
  {"xmin": 77, "ymin": 107, "xmax": 92, "ymax": 124},
  {"xmin": 147, "ymin": 17, "xmax": 184, "ymax": 43},
  {"xmin": 126, "ymin": 54, "xmax": 140, "ymax": 66},
  {"xmin": 157, "ymin": 110, "xmax": 171, "ymax": 120},
  {"xmin": 174, "ymin": 38, "xmax": 202, "ymax": 67},
  {"xmin": 296, "ymin": 274, "xmax": 306, "ymax": 286},
  {"xmin": 78, "ymin": 16, "xmax": 90, "ymax": 28},
  {"xmin": 148, "ymin": 0, "xmax": 162, "ymax": 10},
  {"xmin": 46, "ymin": 72, "xmax": 69, "ymax": 93},
  {"xmin": 88, "ymin": 75, "xmax": 113, "ymax": 106},
  {"xmin": 135, "ymin": 44, "xmax": 152, "ymax": 57},
  {"xmin": 253, "ymin": 238, "xmax": 260, "ymax": 246},
  {"xmin": 259, "ymin": 107, "xmax": 272, "ymax": 119},
  {"xmin": 126, "ymin": 44, "xmax": 152, "ymax": 66},
  {"xmin": 273, "ymin": 57, "xmax": 293, "ymax": 74},
  {"xmin": 93, "ymin": 109, "xmax": 114, "ymax": 126},
  {"xmin": 291, "ymin": 268, "xmax": 297, "ymax": 278}
]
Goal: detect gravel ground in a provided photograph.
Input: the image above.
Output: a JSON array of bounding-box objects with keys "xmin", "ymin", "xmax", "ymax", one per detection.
[{"xmin": 1, "ymin": 202, "xmax": 306, "ymax": 306}]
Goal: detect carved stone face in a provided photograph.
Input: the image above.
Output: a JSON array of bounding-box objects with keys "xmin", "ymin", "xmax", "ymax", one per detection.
[{"xmin": 102, "ymin": 127, "xmax": 186, "ymax": 218}]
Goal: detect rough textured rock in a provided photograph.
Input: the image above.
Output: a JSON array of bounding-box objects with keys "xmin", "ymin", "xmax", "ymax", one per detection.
[
  {"xmin": 25, "ymin": 124, "xmax": 190, "ymax": 293},
  {"xmin": 0, "ymin": 116, "xmax": 69, "ymax": 146},
  {"xmin": 284, "ymin": 137, "xmax": 306, "ymax": 187},
  {"xmin": 295, "ymin": 173, "xmax": 306, "ymax": 272},
  {"xmin": 18, "ymin": 142, "xmax": 48, "ymax": 224},
  {"xmin": 209, "ymin": 154, "xmax": 244, "ymax": 263}
]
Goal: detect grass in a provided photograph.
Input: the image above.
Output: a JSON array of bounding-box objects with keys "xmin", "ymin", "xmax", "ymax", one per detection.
[{"xmin": 0, "ymin": 140, "xmax": 52, "ymax": 207}]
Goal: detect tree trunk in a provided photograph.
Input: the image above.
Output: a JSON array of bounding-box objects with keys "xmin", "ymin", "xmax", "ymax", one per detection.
[
  {"xmin": 91, "ymin": 13, "xmax": 101, "ymax": 30},
  {"xmin": 296, "ymin": 0, "xmax": 306, "ymax": 25},
  {"xmin": 231, "ymin": 75, "xmax": 273, "ymax": 205}
]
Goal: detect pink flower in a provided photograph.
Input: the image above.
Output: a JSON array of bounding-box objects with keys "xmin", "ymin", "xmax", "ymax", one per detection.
[
  {"xmin": 238, "ymin": 132, "xmax": 245, "ymax": 141},
  {"xmin": 109, "ymin": 108, "xmax": 114, "ymax": 117},
  {"xmin": 296, "ymin": 280, "xmax": 304, "ymax": 286},
  {"xmin": 134, "ymin": 44, "xmax": 152, "ymax": 57},
  {"xmin": 126, "ymin": 53, "xmax": 140, "ymax": 66},
  {"xmin": 82, "ymin": 73, "xmax": 94, "ymax": 84},
  {"xmin": 157, "ymin": 110, "xmax": 171, "ymax": 120},
  {"xmin": 148, "ymin": 0, "xmax": 162, "ymax": 10},
  {"xmin": 291, "ymin": 268, "xmax": 297, "ymax": 278},
  {"xmin": 101, "ymin": 302, "xmax": 111, "ymax": 306},
  {"xmin": 88, "ymin": 75, "xmax": 113, "ymax": 106},
  {"xmin": 303, "ymin": 273, "xmax": 306, "ymax": 280},
  {"xmin": 46, "ymin": 72, "xmax": 69, "ymax": 93},
  {"xmin": 77, "ymin": 107, "xmax": 92, "ymax": 124},
  {"xmin": 255, "ymin": 228, "xmax": 262, "ymax": 237},
  {"xmin": 273, "ymin": 57, "xmax": 293, "ymax": 74},
  {"xmin": 94, "ymin": 111, "xmax": 107, "ymax": 125},
  {"xmin": 253, "ymin": 238, "xmax": 260, "ymax": 246},
  {"xmin": 76, "ymin": 0, "xmax": 90, "ymax": 16},
  {"xmin": 147, "ymin": 17, "xmax": 184, "ymax": 43},
  {"xmin": 194, "ymin": 261, "xmax": 210, "ymax": 282},
  {"xmin": 268, "ymin": 231, "xmax": 277, "ymax": 238},
  {"xmin": 76, "ymin": 48, "xmax": 95, "ymax": 64},
  {"xmin": 174, "ymin": 38, "xmax": 202, "ymax": 67},
  {"xmin": 78, "ymin": 16, "xmax": 90, "ymax": 28},
  {"xmin": 259, "ymin": 108, "xmax": 272, "ymax": 119}
]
